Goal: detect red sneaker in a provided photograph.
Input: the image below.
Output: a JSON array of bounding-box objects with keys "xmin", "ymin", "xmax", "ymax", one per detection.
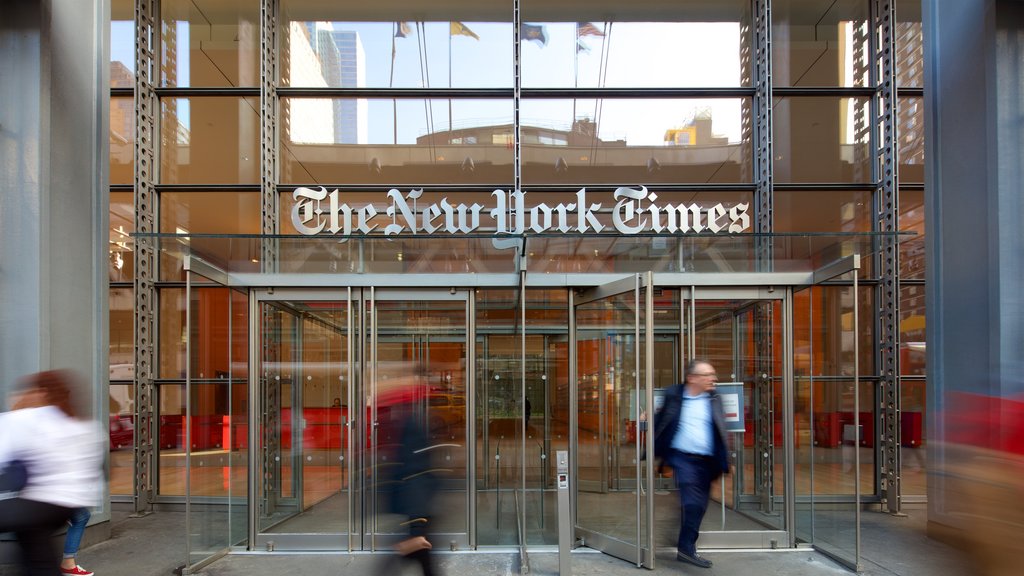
[{"xmin": 61, "ymin": 565, "xmax": 94, "ymax": 576}]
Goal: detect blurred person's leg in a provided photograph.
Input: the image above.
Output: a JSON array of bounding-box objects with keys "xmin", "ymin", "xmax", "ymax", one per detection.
[
  {"xmin": 61, "ymin": 507, "xmax": 93, "ymax": 575},
  {"xmin": 0, "ymin": 497, "xmax": 74, "ymax": 576}
]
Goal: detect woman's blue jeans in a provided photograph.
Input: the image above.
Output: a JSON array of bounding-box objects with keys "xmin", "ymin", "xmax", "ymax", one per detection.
[{"xmin": 63, "ymin": 507, "xmax": 91, "ymax": 559}]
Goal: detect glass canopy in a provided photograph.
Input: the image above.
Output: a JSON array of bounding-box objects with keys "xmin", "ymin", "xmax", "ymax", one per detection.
[{"xmin": 133, "ymin": 232, "xmax": 911, "ymax": 284}]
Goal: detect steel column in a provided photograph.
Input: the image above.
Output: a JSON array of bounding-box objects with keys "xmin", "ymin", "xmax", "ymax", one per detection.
[
  {"xmin": 752, "ymin": 0, "xmax": 775, "ymax": 515},
  {"xmin": 874, "ymin": 0, "xmax": 902, "ymax": 515},
  {"xmin": 261, "ymin": 0, "xmax": 278, "ymax": 269},
  {"xmin": 132, "ymin": 0, "xmax": 159, "ymax": 515}
]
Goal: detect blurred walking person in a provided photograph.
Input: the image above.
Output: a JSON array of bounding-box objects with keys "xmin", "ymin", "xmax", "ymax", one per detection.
[
  {"xmin": 653, "ymin": 360, "xmax": 730, "ymax": 569},
  {"xmin": 375, "ymin": 367, "xmax": 444, "ymax": 576},
  {"xmin": 0, "ymin": 370, "xmax": 105, "ymax": 576}
]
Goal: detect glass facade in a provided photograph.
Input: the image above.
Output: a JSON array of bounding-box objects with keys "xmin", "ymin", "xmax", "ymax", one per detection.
[{"xmin": 109, "ymin": 0, "xmax": 925, "ymax": 563}]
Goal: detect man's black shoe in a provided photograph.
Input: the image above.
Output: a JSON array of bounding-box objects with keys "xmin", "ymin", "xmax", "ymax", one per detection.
[{"xmin": 676, "ymin": 551, "xmax": 712, "ymax": 568}]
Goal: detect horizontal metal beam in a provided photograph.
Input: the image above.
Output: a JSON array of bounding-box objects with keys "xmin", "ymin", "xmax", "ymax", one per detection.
[{"xmin": 227, "ymin": 271, "xmax": 814, "ymax": 288}]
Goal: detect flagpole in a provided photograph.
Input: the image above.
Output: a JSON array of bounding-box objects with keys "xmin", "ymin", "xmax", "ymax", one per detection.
[
  {"xmin": 573, "ymin": 24, "xmax": 578, "ymax": 128},
  {"xmin": 449, "ymin": 26, "xmax": 453, "ymax": 143},
  {"xmin": 391, "ymin": 23, "xmax": 397, "ymax": 145}
]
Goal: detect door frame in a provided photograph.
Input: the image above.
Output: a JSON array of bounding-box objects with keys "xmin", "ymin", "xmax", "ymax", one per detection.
[
  {"xmin": 248, "ymin": 287, "xmax": 474, "ymax": 552},
  {"xmin": 570, "ymin": 273, "xmax": 657, "ymax": 568}
]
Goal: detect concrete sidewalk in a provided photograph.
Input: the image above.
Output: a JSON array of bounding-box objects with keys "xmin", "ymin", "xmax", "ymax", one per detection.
[{"xmin": 4, "ymin": 506, "xmax": 971, "ymax": 576}]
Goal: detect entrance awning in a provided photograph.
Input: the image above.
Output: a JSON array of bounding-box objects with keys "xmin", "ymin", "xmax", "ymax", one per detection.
[{"xmin": 132, "ymin": 232, "xmax": 913, "ymax": 287}]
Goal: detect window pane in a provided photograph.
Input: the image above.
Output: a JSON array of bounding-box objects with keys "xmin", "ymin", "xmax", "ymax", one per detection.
[
  {"xmin": 521, "ymin": 1, "xmax": 752, "ymax": 88},
  {"xmin": 900, "ymin": 377, "xmax": 928, "ymax": 495},
  {"xmin": 110, "ymin": 192, "xmax": 135, "ymax": 282},
  {"xmin": 521, "ymin": 98, "xmax": 752, "ymax": 185},
  {"xmin": 160, "ymin": 97, "xmax": 260, "ymax": 185},
  {"xmin": 899, "ymin": 189, "xmax": 925, "ymax": 278},
  {"xmin": 773, "ymin": 97, "xmax": 872, "ymax": 183},
  {"xmin": 898, "ymin": 97, "xmax": 924, "ymax": 183},
  {"xmin": 896, "ymin": 0, "xmax": 924, "ymax": 87},
  {"xmin": 110, "ymin": 97, "xmax": 135, "ymax": 185},
  {"xmin": 775, "ymin": 190, "xmax": 872, "ymax": 232},
  {"xmin": 111, "ymin": 0, "xmax": 135, "ymax": 88},
  {"xmin": 280, "ymin": 1, "xmax": 512, "ymax": 89},
  {"xmin": 158, "ymin": 288, "xmax": 186, "ymax": 381},
  {"xmin": 279, "ymin": 97, "xmax": 514, "ymax": 185},
  {"xmin": 160, "ymin": 0, "xmax": 259, "ymax": 87},
  {"xmin": 900, "ymin": 285, "xmax": 926, "ymax": 376},
  {"xmin": 773, "ymin": 0, "xmax": 870, "ymax": 87},
  {"xmin": 158, "ymin": 192, "xmax": 261, "ymax": 281},
  {"xmin": 110, "ymin": 287, "xmax": 134, "ymax": 381},
  {"xmin": 109, "ymin": 383, "xmax": 135, "ymax": 496}
]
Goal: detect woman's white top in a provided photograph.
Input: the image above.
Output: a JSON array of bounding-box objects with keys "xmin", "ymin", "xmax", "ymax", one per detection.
[{"xmin": 0, "ymin": 405, "xmax": 104, "ymax": 508}]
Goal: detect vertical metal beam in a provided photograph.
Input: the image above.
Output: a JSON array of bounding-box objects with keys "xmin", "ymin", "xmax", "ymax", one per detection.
[
  {"xmin": 513, "ymin": 0, "xmax": 521, "ymax": 194},
  {"xmin": 754, "ymin": 0, "xmax": 773, "ymax": 242},
  {"xmin": 874, "ymin": 0, "xmax": 902, "ymax": 515},
  {"xmin": 133, "ymin": 0, "xmax": 159, "ymax": 515},
  {"xmin": 261, "ymin": 0, "xmax": 278, "ymax": 269},
  {"xmin": 753, "ymin": 0, "xmax": 775, "ymax": 516}
]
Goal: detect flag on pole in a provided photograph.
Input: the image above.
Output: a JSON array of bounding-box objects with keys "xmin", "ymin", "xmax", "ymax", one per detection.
[
  {"xmin": 395, "ymin": 21, "xmax": 412, "ymax": 38},
  {"xmin": 521, "ymin": 23, "xmax": 548, "ymax": 47},
  {"xmin": 450, "ymin": 21, "xmax": 480, "ymax": 40},
  {"xmin": 577, "ymin": 22, "xmax": 605, "ymax": 37}
]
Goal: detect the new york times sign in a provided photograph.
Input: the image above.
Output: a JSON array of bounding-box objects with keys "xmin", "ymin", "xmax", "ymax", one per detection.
[{"xmin": 290, "ymin": 186, "xmax": 750, "ymax": 236}]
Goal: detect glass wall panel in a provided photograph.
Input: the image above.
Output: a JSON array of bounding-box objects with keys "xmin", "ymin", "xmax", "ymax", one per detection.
[
  {"xmin": 772, "ymin": 0, "xmax": 870, "ymax": 87},
  {"xmin": 521, "ymin": 0, "xmax": 752, "ymax": 88},
  {"xmin": 110, "ymin": 192, "xmax": 135, "ymax": 282},
  {"xmin": 898, "ymin": 97, "xmax": 924, "ymax": 182},
  {"xmin": 899, "ymin": 189, "xmax": 925, "ymax": 278},
  {"xmin": 773, "ymin": 97, "xmax": 872, "ymax": 183},
  {"xmin": 111, "ymin": 97, "xmax": 136, "ymax": 185},
  {"xmin": 158, "ymin": 192, "xmax": 261, "ymax": 281},
  {"xmin": 158, "ymin": 288, "xmax": 185, "ymax": 381},
  {"xmin": 160, "ymin": 97, "xmax": 260, "ymax": 184},
  {"xmin": 520, "ymin": 98, "xmax": 752, "ymax": 185},
  {"xmin": 279, "ymin": 98, "xmax": 513, "ymax": 185},
  {"xmin": 158, "ymin": 383, "xmax": 187, "ymax": 496},
  {"xmin": 111, "ymin": 0, "xmax": 135, "ymax": 88},
  {"xmin": 280, "ymin": 3, "xmax": 512, "ymax": 88},
  {"xmin": 895, "ymin": 0, "xmax": 924, "ymax": 88},
  {"xmin": 110, "ymin": 287, "xmax": 135, "ymax": 381},
  {"xmin": 160, "ymin": 0, "xmax": 260, "ymax": 87},
  {"xmin": 899, "ymin": 377, "xmax": 927, "ymax": 495}
]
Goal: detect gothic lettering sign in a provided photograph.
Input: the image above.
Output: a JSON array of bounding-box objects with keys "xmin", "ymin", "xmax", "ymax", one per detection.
[{"xmin": 290, "ymin": 186, "xmax": 750, "ymax": 236}]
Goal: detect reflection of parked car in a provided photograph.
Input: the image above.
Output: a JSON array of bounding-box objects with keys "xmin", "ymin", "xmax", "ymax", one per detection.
[
  {"xmin": 427, "ymin": 393, "xmax": 466, "ymax": 435},
  {"xmin": 109, "ymin": 415, "xmax": 134, "ymax": 450}
]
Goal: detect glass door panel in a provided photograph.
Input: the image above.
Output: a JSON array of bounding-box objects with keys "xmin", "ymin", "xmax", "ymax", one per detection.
[
  {"xmin": 368, "ymin": 293, "xmax": 470, "ymax": 551},
  {"xmin": 573, "ymin": 274, "xmax": 654, "ymax": 567},
  {"xmin": 254, "ymin": 294, "xmax": 353, "ymax": 549},
  {"xmin": 653, "ymin": 290, "xmax": 789, "ymax": 550},
  {"xmin": 794, "ymin": 281, "xmax": 864, "ymax": 568}
]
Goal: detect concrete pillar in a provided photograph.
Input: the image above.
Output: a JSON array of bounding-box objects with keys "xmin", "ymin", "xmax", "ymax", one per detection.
[
  {"xmin": 0, "ymin": 0, "xmax": 110, "ymax": 553},
  {"xmin": 925, "ymin": 0, "xmax": 1024, "ymax": 538}
]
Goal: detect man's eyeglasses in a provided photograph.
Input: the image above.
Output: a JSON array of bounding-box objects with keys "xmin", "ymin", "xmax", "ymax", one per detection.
[{"xmin": 692, "ymin": 372, "xmax": 717, "ymax": 378}]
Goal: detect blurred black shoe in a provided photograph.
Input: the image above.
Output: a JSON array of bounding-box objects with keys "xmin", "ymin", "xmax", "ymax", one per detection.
[{"xmin": 676, "ymin": 551, "xmax": 712, "ymax": 568}]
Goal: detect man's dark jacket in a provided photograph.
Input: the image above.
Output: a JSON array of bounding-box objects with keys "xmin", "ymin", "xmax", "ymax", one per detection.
[{"xmin": 652, "ymin": 384, "xmax": 730, "ymax": 477}]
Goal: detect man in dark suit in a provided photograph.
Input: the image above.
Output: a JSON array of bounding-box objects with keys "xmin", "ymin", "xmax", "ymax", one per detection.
[{"xmin": 653, "ymin": 359, "xmax": 730, "ymax": 569}]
